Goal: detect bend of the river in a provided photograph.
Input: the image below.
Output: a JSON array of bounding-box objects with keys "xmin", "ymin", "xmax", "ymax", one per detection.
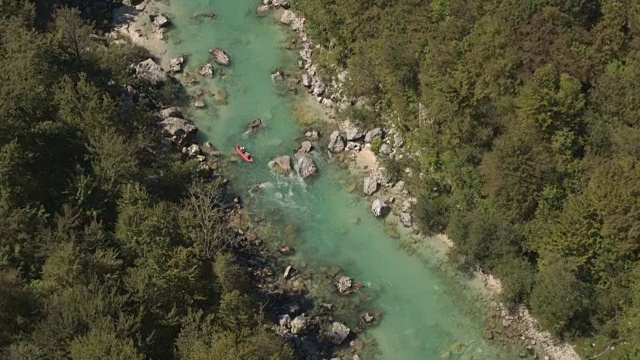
[{"xmin": 151, "ymin": 1, "xmax": 522, "ymax": 359}]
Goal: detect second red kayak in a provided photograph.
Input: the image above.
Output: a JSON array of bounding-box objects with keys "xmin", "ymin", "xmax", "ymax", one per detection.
[{"xmin": 236, "ymin": 145, "xmax": 254, "ymax": 162}]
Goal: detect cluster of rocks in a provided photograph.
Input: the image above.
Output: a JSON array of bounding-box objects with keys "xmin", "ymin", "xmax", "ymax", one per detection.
[
  {"xmin": 155, "ymin": 107, "xmax": 219, "ymax": 177},
  {"xmin": 264, "ymin": 258, "xmax": 382, "ymax": 359},
  {"xmin": 273, "ymin": 7, "xmax": 362, "ymax": 112},
  {"xmin": 268, "ymin": 139, "xmax": 318, "ymax": 180},
  {"xmin": 326, "ymin": 125, "xmax": 404, "ymax": 160},
  {"xmin": 482, "ymin": 304, "xmax": 581, "ymax": 360},
  {"xmin": 324, "ymin": 123, "xmax": 417, "ymax": 229}
]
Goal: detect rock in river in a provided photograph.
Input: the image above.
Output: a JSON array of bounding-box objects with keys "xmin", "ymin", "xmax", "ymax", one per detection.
[
  {"xmin": 328, "ymin": 131, "xmax": 345, "ymax": 153},
  {"xmin": 271, "ymin": 69, "xmax": 285, "ymax": 82},
  {"xmin": 371, "ymin": 198, "xmax": 388, "ymax": 218},
  {"xmin": 193, "ymin": 99, "xmax": 205, "ymax": 108},
  {"xmin": 363, "ymin": 176, "xmax": 378, "ymax": 196},
  {"xmin": 268, "ymin": 155, "xmax": 292, "ymax": 176},
  {"xmin": 305, "ymin": 130, "xmax": 319, "ymax": 139},
  {"xmin": 199, "ymin": 63, "xmax": 214, "ymax": 77},
  {"xmin": 243, "ymin": 118, "xmax": 263, "ymax": 135},
  {"xmin": 150, "ymin": 12, "xmax": 170, "ymax": 28},
  {"xmin": 255, "ymin": 4, "xmax": 270, "ymax": 16},
  {"xmin": 279, "ymin": 246, "xmax": 294, "ymax": 255},
  {"xmin": 336, "ymin": 276, "xmax": 353, "ymax": 294},
  {"xmin": 209, "ymin": 47, "xmax": 230, "ymax": 65},
  {"xmin": 330, "ymin": 322, "xmax": 351, "ymax": 345},
  {"xmin": 284, "ymin": 265, "xmax": 297, "ymax": 279},
  {"xmin": 297, "ymin": 141, "xmax": 313, "ymax": 154},
  {"xmin": 169, "ymin": 55, "xmax": 185, "ymax": 73},
  {"xmin": 295, "ymin": 153, "xmax": 317, "ymax": 179}
]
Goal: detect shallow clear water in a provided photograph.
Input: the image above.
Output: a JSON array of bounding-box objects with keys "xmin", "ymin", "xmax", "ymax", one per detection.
[{"xmin": 152, "ymin": 1, "xmax": 520, "ymax": 358}]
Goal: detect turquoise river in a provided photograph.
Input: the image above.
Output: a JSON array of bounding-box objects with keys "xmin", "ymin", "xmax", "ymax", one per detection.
[{"xmin": 148, "ymin": 0, "xmax": 523, "ymax": 359}]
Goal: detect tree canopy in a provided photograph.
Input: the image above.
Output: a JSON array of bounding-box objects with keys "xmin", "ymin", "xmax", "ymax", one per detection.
[
  {"xmin": 0, "ymin": 3, "xmax": 291, "ymax": 359},
  {"xmin": 294, "ymin": 0, "xmax": 640, "ymax": 355}
]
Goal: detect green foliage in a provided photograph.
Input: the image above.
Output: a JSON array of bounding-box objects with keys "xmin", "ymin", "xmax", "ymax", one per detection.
[
  {"xmin": 0, "ymin": 4, "xmax": 290, "ymax": 359},
  {"xmin": 68, "ymin": 318, "xmax": 144, "ymax": 360},
  {"xmin": 530, "ymin": 255, "xmax": 589, "ymax": 335},
  {"xmin": 370, "ymin": 138, "xmax": 382, "ymax": 153},
  {"xmin": 293, "ymin": 0, "xmax": 640, "ymax": 351},
  {"xmin": 176, "ymin": 310, "xmax": 295, "ymax": 360}
]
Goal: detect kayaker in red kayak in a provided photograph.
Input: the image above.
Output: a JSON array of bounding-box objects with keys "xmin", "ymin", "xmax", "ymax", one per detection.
[{"xmin": 236, "ymin": 145, "xmax": 253, "ymax": 162}]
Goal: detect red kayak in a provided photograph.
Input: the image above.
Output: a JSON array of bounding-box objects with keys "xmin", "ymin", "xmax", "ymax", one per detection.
[{"xmin": 236, "ymin": 145, "xmax": 254, "ymax": 162}]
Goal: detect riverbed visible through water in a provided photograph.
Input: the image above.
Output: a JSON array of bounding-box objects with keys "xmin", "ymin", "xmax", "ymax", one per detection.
[{"xmin": 149, "ymin": 1, "xmax": 523, "ymax": 359}]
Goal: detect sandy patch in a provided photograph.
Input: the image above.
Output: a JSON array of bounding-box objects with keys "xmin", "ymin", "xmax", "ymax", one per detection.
[{"xmin": 355, "ymin": 147, "xmax": 377, "ymax": 172}]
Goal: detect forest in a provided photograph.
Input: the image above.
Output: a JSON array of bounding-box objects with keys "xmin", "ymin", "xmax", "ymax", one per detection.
[
  {"xmin": 292, "ymin": 0, "xmax": 640, "ymax": 357},
  {"xmin": 0, "ymin": 0, "xmax": 294, "ymax": 358}
]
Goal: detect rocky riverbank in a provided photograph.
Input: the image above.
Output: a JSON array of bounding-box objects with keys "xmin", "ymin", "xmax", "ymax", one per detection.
[{"xmin": 272, "ymin": 3, "xmax": 581, "ymax": 360}]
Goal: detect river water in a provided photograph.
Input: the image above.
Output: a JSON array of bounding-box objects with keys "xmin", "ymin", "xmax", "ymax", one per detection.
[{"xmin": 151, "ymin": 1, "xmax": 520, "ymax": 359}]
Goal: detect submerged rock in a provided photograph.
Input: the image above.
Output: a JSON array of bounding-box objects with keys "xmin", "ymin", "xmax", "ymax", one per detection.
[
  {"xmin": 255, "ymin": 4, "xmax": 270, "ymax": 15},
  {"xmin": 243, "ymin": 118, "xmax": 263, "ymax": 135},
  {"xmin": 330, "ymin": 322, "xmax": 350, "ymax": 345},
  {"xmin": 209, "ymin": 47, "xmax": 230, "ymax": 65},
  {"xmin": 271, "ymin": 69, "xmax": 285, "ymax": 82},
  {"xmin": 371, "ymin": 199, "xmax": 388, "ymax": 218},
  {"xmin": 363, "ymin": 177, "xmax": 378, "ymax": 196},
  {"xmin": 199, "ymin": 63, "xmax": 214, "ymax": 77},
  {"xmin": 279, "ymin": 246, "xmax": 294, "ymax": 255},
  {"xmin": 328, "ymin": 131, "xmax": 345, "ymax": 152},
  {"xmin": 193, "ymin": 99, "xmax": 205, "ymax": 108}
]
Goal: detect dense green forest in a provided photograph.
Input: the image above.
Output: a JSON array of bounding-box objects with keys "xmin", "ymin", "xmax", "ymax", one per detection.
[
  {"xmin": 0, "ymin": 1, "xmax": 293, "ymax": 358},
  {"xmin": 293, "ymin": 0, "xmax": 640, "ymax": 357}
]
